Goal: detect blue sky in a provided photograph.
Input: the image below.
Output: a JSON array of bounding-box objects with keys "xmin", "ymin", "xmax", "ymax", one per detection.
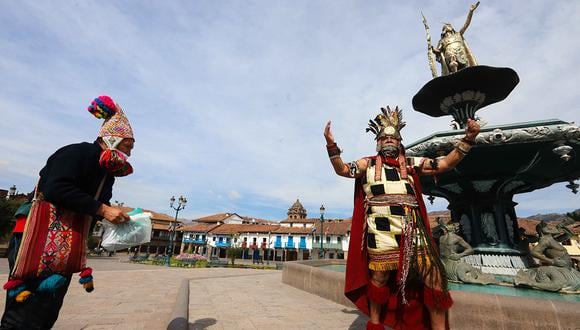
[{"xmin": 0, "ymin": 1, "xmax": 578, "ymax": 220}]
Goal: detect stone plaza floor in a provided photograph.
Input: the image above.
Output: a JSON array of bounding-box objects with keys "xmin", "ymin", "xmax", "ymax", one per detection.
[{"xmin": 0, "ymin": 257, "xmax": 367, "ymax": 329}]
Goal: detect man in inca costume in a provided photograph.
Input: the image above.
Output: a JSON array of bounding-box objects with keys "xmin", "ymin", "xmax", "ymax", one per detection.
[{"xmin": 324, "ymin": 106, "xmax": 480, "ymax": 329}]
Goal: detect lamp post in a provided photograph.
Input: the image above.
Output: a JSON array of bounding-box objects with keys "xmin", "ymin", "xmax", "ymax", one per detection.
[
  {"xmin": 266, "ymin": 231, "xmax": 271, "ymax": 265},
  {"xmin": 167, "ymin": 195, "xmax": 187, "ymax": 267},
  {"xmin": 319, "ymin": 204, "xmax": 325, "ymax": 259}
]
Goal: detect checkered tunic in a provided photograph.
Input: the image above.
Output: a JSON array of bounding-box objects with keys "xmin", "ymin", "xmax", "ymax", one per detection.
[{"xmin": 362, "ymin": 157, "xmax": 426, "ymax": 271}]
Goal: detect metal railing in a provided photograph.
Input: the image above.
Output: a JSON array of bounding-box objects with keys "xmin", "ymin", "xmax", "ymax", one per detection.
[
  {"xmin": 183, "ymin": 238, "xmax": 206, "ymax": 244},
  {"xmin": 215, "ymin": 242, "xmax": 231, "ymax": 248}
]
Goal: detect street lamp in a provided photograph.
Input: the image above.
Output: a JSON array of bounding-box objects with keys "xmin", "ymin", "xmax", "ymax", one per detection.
[
  {"xmin": 167, "ymin": 195, "xmax": 187, "ymax": 266},
  {"xmin": 319, "ymin": 204, "xmax": 325, "ymax": 259},
  {"xmin": 266, "ymin": 231, "xmax": 271, "ymax": 266}
]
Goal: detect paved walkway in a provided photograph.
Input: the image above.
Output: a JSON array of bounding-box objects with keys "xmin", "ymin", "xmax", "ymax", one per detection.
[
  {"xmin": 188, "ymin": 271, "xmax": 365, "ymax": 329},
  {"xmin": 0, "ymin": 258, "xmax": 366, "ymax": 329}
]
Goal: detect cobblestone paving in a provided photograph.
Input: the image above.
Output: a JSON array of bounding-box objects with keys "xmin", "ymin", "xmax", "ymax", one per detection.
[{"xmin": 0, "ymin": 258, "xmax": 366, "ymax": 330}]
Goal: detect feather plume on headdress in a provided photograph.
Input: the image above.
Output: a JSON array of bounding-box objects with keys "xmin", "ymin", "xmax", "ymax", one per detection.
[{"xmin": 366, "ymin": 106, "xmax": 406, "ymax": 140}]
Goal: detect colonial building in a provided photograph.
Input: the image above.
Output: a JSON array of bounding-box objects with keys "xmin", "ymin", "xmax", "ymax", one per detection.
[
  {"xmin": 179, "ymin": 223, "xmax": 220, "ymax": 255},
  {"xmin": 0, "ymin": 185, "xmax": 29, "ymax": 201},
  {"xmin": 276, "ymin": 199, "xmax": 317, "ymax": 261},
  {"xmin": 195, "ymin": 212, "xmax": 244, "ymax": 225},
  {"xmin": 271, "ymin": 225, "xmax": 313, "ymax": 261},
  {"xmin": 178, "ymin": 200, "xmax": 352, "ymax": 261},
  {"xmin": 312, "ymin": 219, "xmax": 351, "ymax": 260}
]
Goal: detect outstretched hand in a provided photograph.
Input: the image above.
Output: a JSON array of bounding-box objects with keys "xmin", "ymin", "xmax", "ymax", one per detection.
[
  {"xmin": 471, "ymin": 1, "xmax": 480, "ymax": 12},
  {"xmin": 324, "ymin": 121, "xmax": 335, "ymax": 145},
  {"xmin": 465, "ymin": 118, "xmax": 480, "ymax": 141}
]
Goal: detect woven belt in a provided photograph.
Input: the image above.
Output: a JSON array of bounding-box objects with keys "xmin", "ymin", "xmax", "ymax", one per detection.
[{"xmin": 365, "ymin": 194, "xmax": 418, "ymax": 208}]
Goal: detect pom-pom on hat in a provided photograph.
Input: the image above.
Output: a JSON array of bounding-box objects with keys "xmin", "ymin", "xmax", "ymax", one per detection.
[{"xmin": 88, "ymin": 95, "xmax": 134, "ymax": 142}]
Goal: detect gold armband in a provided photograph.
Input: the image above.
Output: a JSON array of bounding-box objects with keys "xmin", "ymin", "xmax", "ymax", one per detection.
[{"xmin": 455, "ymin": 140, "xmax": 472, "ymax": 155}]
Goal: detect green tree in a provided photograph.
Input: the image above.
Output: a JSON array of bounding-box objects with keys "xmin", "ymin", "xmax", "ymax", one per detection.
[
  {"xmin": 0, "ymin": 199, "xmax": 22, "ymax": 243},
  {"xmin": 226, "ymin": 247, "xmax": 243, "ymax": 266}
]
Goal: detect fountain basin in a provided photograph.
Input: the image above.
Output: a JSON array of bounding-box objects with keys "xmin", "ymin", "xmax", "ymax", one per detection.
[{"xmin": 282, "ymin": 260, "xmax": 579, "ymax": 329}]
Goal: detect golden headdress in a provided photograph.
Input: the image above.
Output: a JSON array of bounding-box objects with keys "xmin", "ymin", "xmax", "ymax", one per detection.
[{"xmin": 366, "ymin": 106, "xmax": 406, "ymax": 140}]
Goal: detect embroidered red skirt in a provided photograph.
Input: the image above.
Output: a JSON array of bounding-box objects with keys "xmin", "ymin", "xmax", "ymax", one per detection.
[{"xmin": 12, "ymin": 198, "xmax": 91, "ymax": 279}]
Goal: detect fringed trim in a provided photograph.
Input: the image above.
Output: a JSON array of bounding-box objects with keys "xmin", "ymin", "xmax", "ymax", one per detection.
[
  {"xmin": 423, "ymin": 287, "xmax": 453, "ymax": 310},
  {"xmin": 3, "ymin": 279, "xmax": 31, "ymax": 303},
  {"xmin": 3, "ymin": 279, "xmax": 24, "ymax": 291},
  {"xmin": 366, "ymin": 320, "xmax": 386, "ymax": 330},
  {"xmin": 367, "ymin": 282, "xmax": 390, "ymax": 304},
  {"xmin": 369, "ymin": 260, "xmax": 398, "ymax": 272},
  {"xmin": 3, "ymin": 268, "xmax": 96, "ymax": 304},
  {"xmin": 3, "ymin": 273, "xmax": 69, "ymax": 304},
  {"xmin": 417, "ymin": 255, "xmax": 431, "ymax": 270},
  {"xmin": 79, "ymin": 267, "xmax": 95, "ymax": 293}
]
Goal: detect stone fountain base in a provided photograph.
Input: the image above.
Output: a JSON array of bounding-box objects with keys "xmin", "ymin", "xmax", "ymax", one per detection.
[{"xmin": 282, "ymin": 260, "xmax": 579, "ymax": 329}]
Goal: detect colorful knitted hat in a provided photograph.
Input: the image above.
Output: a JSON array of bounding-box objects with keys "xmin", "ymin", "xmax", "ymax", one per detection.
[{"xmin": 88, "ymin": 96, "xmax": 134, "ymax": 145}]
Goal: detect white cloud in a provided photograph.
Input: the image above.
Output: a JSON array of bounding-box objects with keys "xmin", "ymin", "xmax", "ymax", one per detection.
[
  {"xmin": 1, "ymin": 1, "xmax": 578, "ymax": 220},
  {"xmin": 227, "ymin": 190, "xmax": 242, "ymax": 200}
]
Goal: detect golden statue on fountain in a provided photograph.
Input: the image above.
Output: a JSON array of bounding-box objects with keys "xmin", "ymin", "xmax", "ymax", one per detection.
[{"xmin": 423, "ymin": 2, "xmax": 480, "ymax": 77}]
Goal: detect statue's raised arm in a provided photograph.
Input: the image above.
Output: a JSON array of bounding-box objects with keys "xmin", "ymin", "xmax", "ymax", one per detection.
[{"xmin": 460, "ymin": 2, "xmax": 480, "ymax": 35}]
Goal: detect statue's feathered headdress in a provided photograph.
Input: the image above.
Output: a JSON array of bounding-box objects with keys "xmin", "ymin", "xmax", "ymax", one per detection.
[{"xmin": 366, "ymin": 106, "xmax": 406, "ymax": 140}]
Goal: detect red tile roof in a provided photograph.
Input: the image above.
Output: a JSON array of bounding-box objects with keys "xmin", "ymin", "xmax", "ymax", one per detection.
[
  {"xmin": 179, "ymin": 223, "xmax": 221, "ymax": 233},
  {"xmin": 195, "ymin": 213, "xmax": 241, "ymax": 223},
  {"xmin": 152, "ymin": 223, "xmax": 170, "ymax": 230},
  {"xmin": 313, "ymin": 219, "xmax": 352, "ymax": 235},
  {"xmin": 280, "ymin": 218, "xmax": 317, "ymax": 224},
  {"xmin": 427, "ymin": 211, "xmax": 452, "ymax": 229},
  {"xmin": 517, "ymin": 218, "xmax": 540, "ymax": 236}
]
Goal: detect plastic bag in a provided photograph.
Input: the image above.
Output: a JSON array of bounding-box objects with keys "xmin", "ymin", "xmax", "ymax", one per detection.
[{"xmin": 101, "ymin": 208, "xmax": 152, "ymax": 251}]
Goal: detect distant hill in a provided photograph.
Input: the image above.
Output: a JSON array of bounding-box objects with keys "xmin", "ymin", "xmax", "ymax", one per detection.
[
  {"xmin": 427, "ymin": 209, "xmax": 580, "ymax": 236},
  {"xmin": 428, "ymin": 209, "xmax": 578, "ymax": 223},
  {"xmin": 526, "ymin": 213, "xmax": 570, "ymax": 222},
  {"xmin": 526, "ymin": 208, "xmax": 579, "ymax": 222}
]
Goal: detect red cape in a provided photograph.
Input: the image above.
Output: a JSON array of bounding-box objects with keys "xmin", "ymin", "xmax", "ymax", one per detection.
[{"xmin": 344, "ymin": 156, "xmax": 435, "ymax": 329}]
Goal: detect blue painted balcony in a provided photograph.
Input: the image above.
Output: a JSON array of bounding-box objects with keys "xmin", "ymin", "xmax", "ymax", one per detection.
[
  {"xmin": 274, "ymin": 241, "xmax": 283, "ymax": 249},
  {"xmin": 285, "ymin": 242, "xmax": 295, "ymax": 249},
  {"xmin": 299, "ymin": 241, "xmax": 307, "ymax": 249},
  {"xmin": 215, "ymin": 241, "xmax": 231, "ymax": 248},
  {"xmin": 183, "ymin": 238, "xmax": 206, "ymax": 244}
]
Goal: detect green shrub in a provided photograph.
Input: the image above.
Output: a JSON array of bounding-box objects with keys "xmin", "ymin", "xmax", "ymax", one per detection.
[
  {"xmin": 0, "ymin": 199, "xmax": 23, "ymax": 242},
  {"xmin": 226, "ymin": 248, "xmax": 243, "ymax": 265}
]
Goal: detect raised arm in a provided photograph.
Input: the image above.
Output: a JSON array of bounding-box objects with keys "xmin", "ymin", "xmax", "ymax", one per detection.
[
  {"xmin": 324, "ymin": 121, "xmax": 368, "ymax": 178},
  {"xmin": 460, "ymin": 1, "xmax": 479, "ymax": 35},
  {"xmin": 418, "ymin": 118, "xmax": 480, "ymax": 175}
]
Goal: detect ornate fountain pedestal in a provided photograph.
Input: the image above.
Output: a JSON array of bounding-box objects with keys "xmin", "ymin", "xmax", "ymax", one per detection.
[
  {"xmin": 406, "ymin": 119, "xmax": 580, "ymax": 277},
  {"xmin": 412, "ymin": 65, "xmax": 519, "ymax": 128}
]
